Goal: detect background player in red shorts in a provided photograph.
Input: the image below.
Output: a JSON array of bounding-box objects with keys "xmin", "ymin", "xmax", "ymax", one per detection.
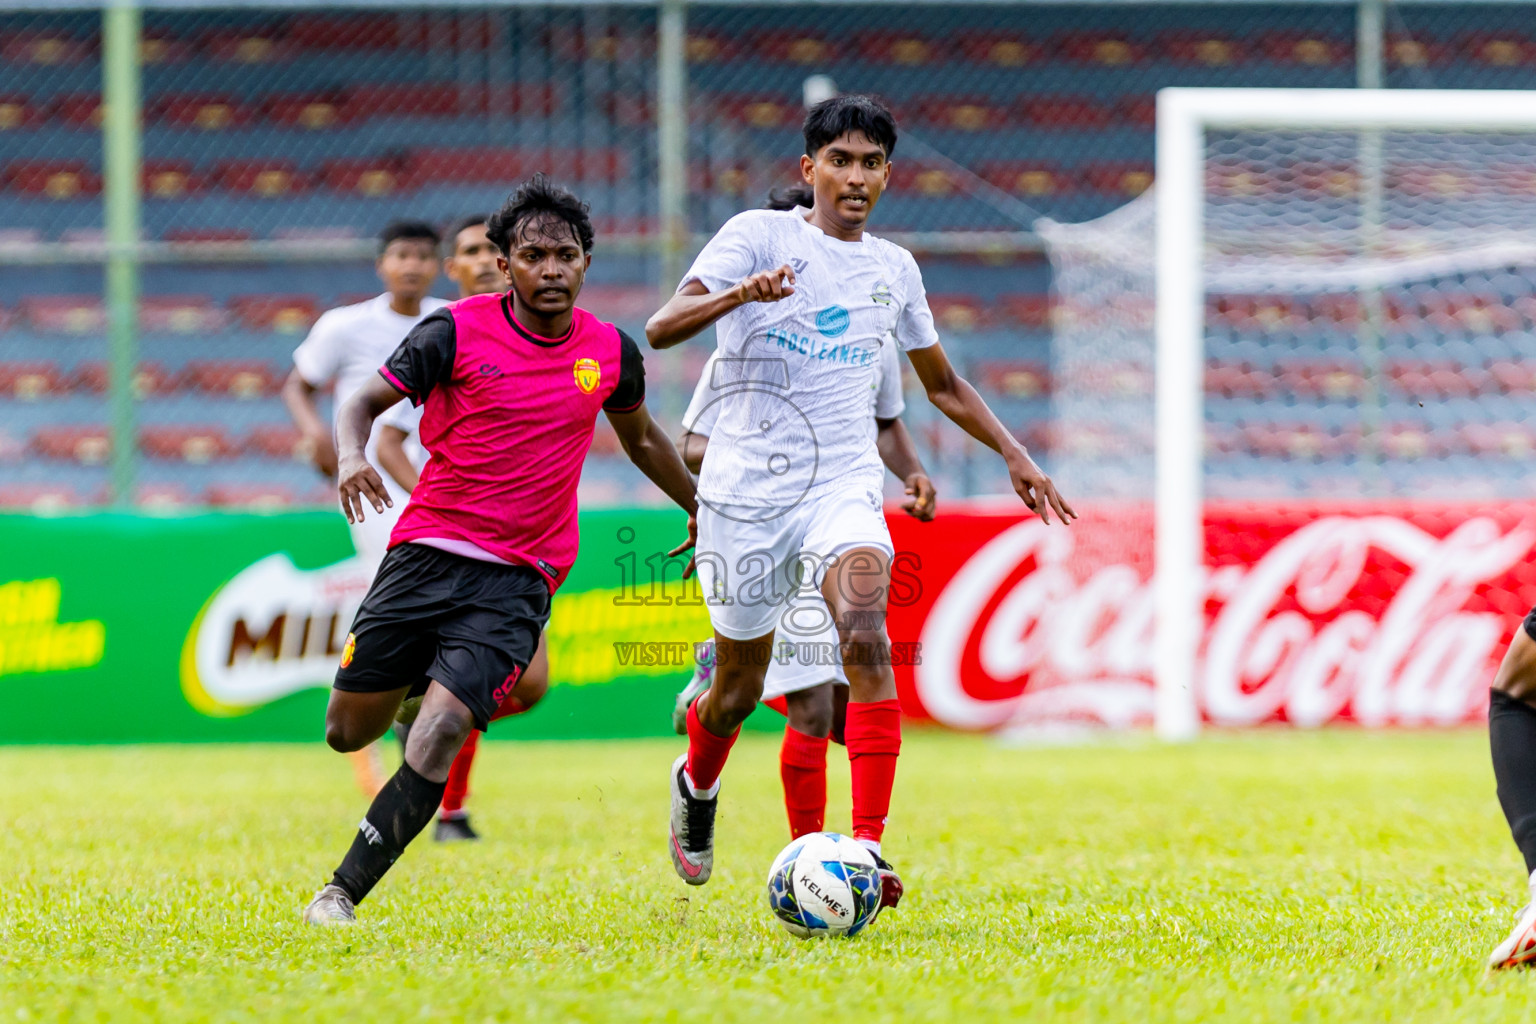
[
  {"xmin": 376, "ymin": 213, "xmax": 553, "ymax": 843},
  {"xmin": 302, "ymin": 176, "xmax": 698, "ymax": 924}
]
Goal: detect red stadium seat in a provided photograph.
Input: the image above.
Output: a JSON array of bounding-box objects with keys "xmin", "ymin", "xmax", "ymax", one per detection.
[
  {"xmin": 716, "ymin": 96, "xmax": 801, "ymax": 130},
  {"xmin": 684, "ymin": 32, "xmax": 743, "ymax": 64},
  {"xmin": 140, "ymin": 31, "xmax": 193, "ymax": 65},
  {"xmin": 150, "ymin": 93, "xmax": 250, "ymax": 130},
  {"xmin": 211, "ymin": 160, "xmax": 309, "ymax": 197},
  {"xmin": 977, "ymin": 361, "xmax": 1051, "ymax": 399},
  {"xmin": 755, "ymin": 32, "xmax": 841, "ymax": 65},
  {"xmin": 1116, "ymin": 95, "xmax": 1157, "ymax": 129},
  {"xmin": 346, "ymin": 82, "xmax": 462, "ymax": 119},
  {"xmin": 911, "ymin": 97, "xmax": 1008, "ymax": 132},
  {"xmin": 1379, "ymin": 423, "xmax": 1449, "ymax": 460},
  {"xmin": 1392, "ymin": 163, "xmax": 1481, "ymax": 199},
  {"xmin": 50, "ymin": 93, "xmax": 103, "ymax": 127},
  {"xmin": 0, "ymin": 94, "xmax": 40, "ymax": 130},
  {"xmin": 1257, "ymin": 33, "xmax": 1350, "ymax": 66},
  {"xmin": 1055, "ymin": 33, "xmax": 1146, "ymax": 66},
  {"xmin": 181, "ymin": 360, "xmax": 284, "ymax": 398},
  {"xmin": 1206, "ymin": 363, "xmax": 1276, "ymax": 400},
  {"xmin": 891, "ymin": 162, "xmax": 966, "ymax": 197},
  {"xmin": 69, "ymin": 361, "xmax": 179, "ymax": 398},
  {"xmin": 18, "ymin": 295, "xmax": 105, "ymax": 334},
  {"xmin": 853, "ymin": 32, "xmax": 948, "ymax": 66},
  {"xmin": 262, "ymin": 92, "xmax": 351, "ymax": 130},
  {"xmin": 1276, "ymin": 360, "xmax": 1364, "ymax": 401},
  {"xmin": 1084, "ymin": 163, "xmax": 1154, "ymax": 197},
  {"xmin": 228, "ymin": 294, "xmax": 320, "ymax": 334},
  {"xmin": 1488, "ymin": 360, "xmax": 1536, "ymax": 392},
  {"xmin": 1241, "ymin": 423, "xmax": 1349, "ymax": 461},
  {"xmin": 1388, "ymin": 36, "xmax": 1449, "ymax": 68},
  {"xmin": 994, "ymin": 295, "xmax": 1051, "ymax": 329},
  {"xmin": 927, "ymin": 294, "xmax": 990, "ymax": 333},
  {"xmin": 286, "ymin": 13, "xmax": 405, "ymax": 51},
  {"xmin": 140, "ymin": 295, "xmax": 226, "ymax": 333},
  {"xmin": 1462, "ymin": 33, "xmax": 1535, "ymax": 68},
  {"xmin": 0, "ymin": 33, "xmax": 92, "ymax": 65},
  {"xmin": 320, "ymin": 158, "xmax": 413, "ymax": 196},
  {"xmin": 0, "ymin": 361, "xmax": 64, "ymax": 399},
  {"xmin": 0, "ymin": 484, "xmax": 89, "ymax": 511},
  {"xmin": 407, "ymin": 147, "xmax": 527, "ymax": 184},
  {"xmin": 143, "ymin": 160, "xmax": 200, "ymax": 199},
  {"xmin": 1159, "ymin": 34, "xmax": 1250, "ymax": 67},
  {"xmin": 979, "ymin": 162, "xmax": 1071, "ymax": 198},
  {"xmin": 138, "ymin": 425, "xmax": 237, "ymax": 463},
  {"xmin": 1387, "ymin": 360, "xmax": 1487, "ymax": 399},
  {"xmin": 4, "ymin": 161, "xmax": 100, "ymax": 199},
  {"xmin": 544, "ymin": 25, "xmax": 650, "ymax": 63},
  {"xmin": 205, "ymin": 483, "xmax": 299, "ymax": 510},
  {"xmin": 1018, "ymin": 95, "xmax": 1113, "ymax": 130},
  {"xmin": 137, "ymin": 483, "xmax": 197, "ymax": 510},
  {"xmin": 244, "ymin": 424, "xmax": 304, "ymax": 459},
  {"xmin": 954, "ymin": 33, "xmax": 1038, "ymax": 67},
  {"xmin": 1463, "ymin": 422, "xmax": 1536, "ymax": 458},
  {"xmin": 31, "ymin": 425, "xmax": 110, "ymax": 465},
  {"xmin": 201, "ymin": 30, "xmax": 294, "ymax": 64}
]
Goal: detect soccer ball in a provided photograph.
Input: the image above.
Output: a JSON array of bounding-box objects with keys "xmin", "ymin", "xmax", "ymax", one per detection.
[{"xmin": 765, "ymin": 831, "xmax": 882, "ymax": 938}]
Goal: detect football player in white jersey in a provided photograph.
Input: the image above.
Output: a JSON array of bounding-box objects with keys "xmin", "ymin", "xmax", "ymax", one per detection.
[
  {"xmin": 670, "ymin": 184, "xmax": 936, "ymax": 844},
  {"xmin": 280, "ymin": 220, "xmax": 449, "ymax": 797},
  {"xmin": 647, "ymin": 95, "xmax": 1074, "ymax": 916}
]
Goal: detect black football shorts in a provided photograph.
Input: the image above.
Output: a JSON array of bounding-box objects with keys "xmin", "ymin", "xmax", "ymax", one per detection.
[{"xmin": 334, "ymin": 542, "xmax": 551, "ymax": 730}]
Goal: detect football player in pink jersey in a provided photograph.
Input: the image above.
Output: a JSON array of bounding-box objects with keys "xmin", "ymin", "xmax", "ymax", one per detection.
[{"xmin": 302, "ymin": 176, "xmax": 698, "ymax": 925}]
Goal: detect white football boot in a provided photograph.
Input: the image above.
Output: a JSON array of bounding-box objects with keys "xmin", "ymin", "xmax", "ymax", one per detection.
[
  {"xmin": 302, "ymin": 884, "xmax": 357, "ymax": 926},
  {"xmin": 667, "ymin": 754, "xmax": 717, "ymax": 885},
  {"xmin": 1488, "ymin": 872, "xmax": 1536, "ymax": 969}
]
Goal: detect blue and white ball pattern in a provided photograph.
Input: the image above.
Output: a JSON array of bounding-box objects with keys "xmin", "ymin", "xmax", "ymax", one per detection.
[{"xmin": 765, "ymin": 832, "xmax": 882, "ymax": 938}]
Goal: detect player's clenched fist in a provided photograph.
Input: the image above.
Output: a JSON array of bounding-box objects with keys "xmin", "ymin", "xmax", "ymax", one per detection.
[
  {"xmin": 1005, "ymin": 450, "xmax": 1077, "ymax": 527},
  {"xmin": 337, "ymin": 453, "xmax": 392, "ymax": 524},
  {"xmin": 736, "ymin": 264, "xmax": 796, "ymax": 304}
]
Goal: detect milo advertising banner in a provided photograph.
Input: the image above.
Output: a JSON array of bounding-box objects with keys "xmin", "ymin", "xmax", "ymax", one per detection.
[{"xmin": 0, "ymin": 509, "xmax": 712, "ymax": 743}]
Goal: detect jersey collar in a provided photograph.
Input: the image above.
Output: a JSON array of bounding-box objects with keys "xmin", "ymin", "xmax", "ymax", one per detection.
[{"xmin": 501, "ymin": 293, "xmax": 575, "ymax": 347}]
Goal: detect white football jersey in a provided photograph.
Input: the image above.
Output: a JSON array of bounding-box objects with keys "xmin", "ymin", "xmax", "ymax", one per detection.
[
  {"xmin": 680, "ymin": 207, "xmax": 937, "ymax": 506},
  {"xmin": 292, "ymin": 292, "xmax": 448, "ymax": 488}
]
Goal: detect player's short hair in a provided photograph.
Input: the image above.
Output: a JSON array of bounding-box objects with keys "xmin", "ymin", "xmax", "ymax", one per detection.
[
  {"xmin": 486, "ymin": 174, "xmax": 594, "ymax": 256},
  {"xmin": 764, "ymin": 184, "xmax": 814, "ymax": 211},
  {"xmin": 379, "ymin": 219, "xmax": 441, "ymax": 255},
  {"xmin": 445, "ymin": 213, "xmax": 491, "ymax": 255},
  {"xmin": 803, "ymin": 94, "xmax": 898, "ymax": 160}
]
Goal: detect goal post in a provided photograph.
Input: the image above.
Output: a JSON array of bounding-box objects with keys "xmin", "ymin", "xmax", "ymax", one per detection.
[{"xmin": 1153, "ymin": 88, "xmax": 1536, "ymax": 742}]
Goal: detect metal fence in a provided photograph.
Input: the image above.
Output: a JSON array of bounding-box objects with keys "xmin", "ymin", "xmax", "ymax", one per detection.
[{"xmin": 3, "ymin": 0, "xmax": 1534, "ymax": 511}]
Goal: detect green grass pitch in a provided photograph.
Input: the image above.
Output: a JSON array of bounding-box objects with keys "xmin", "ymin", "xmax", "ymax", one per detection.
[{"xmin": 2, "ymin": 729, "xmax": 1533, "ymax": 1021}]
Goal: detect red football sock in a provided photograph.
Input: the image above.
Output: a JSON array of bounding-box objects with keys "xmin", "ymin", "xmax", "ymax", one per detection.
[
  {"xmin": 685, "ymin": 696, "xmax": 738, "ymax": 793},
  {"xmin": 762, "ymin": 695, "xmax": 789, "ymax": 717},
  {"xmin": 780, "ymin": 725, "xmax": 829, "ymax": 839},
  {"xmin": 440, "ymin": 728, "xmax": 479, "ymax": 818},
  {"xmin": 845, "ymin": 699, "xmax": 902, "ymax": 845}
]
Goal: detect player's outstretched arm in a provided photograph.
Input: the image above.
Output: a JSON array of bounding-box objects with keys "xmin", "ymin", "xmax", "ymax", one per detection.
[
  {"xmin": 875, "ymin": 417, "xmax": 936, "ymax": 521},
  {"xmin": 334, "ymin": 374, "xmax": 406, "ymax": 524},
  {"xmin": 280, "ymin": 368, "xmax": 339, "ymax": 479},
  {"xmin": 907, "ymin": 344, "xmax": 1076, "ymax": 526},
  {"xmin": 644, "ymin": 266, "xmax": 796, "ymax": 350},
  {"xmin": 607, "ymin": 403, "xmax": 700, "ymax": 566}
]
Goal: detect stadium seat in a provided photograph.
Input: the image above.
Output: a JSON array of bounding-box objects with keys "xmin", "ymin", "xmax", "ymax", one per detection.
[
  {"xmin": 977, "ymin": 360, "xmax": 1050, "ymax": 399},
  {"xmin": 853, "ymin": 32, "xmax": 947, "ymax": 66},
  {"xmin": 912, "ymin": 97, "xmax": 1008, "ymax": 133},
  {"xmin": 1488, "ymin": 360, "xmax": 1536, "ymax": 392},
  {"xmin": 140, "ymin": 295, "xmax": 227, "ymax": 334},
  {"xmin": 1083, "ymin": 163, "xmax": 1154, "ymax": 197},
  {"xmin": 684, "ymin": 32, "xmax": 743, "ymax": 64},
  {"xmin": 1387, "ymin": 360, "xmax": 1487, "ymax": 399},
  {"xmin": 954, "ymin": 33, "xmax": 1037, "ymax": 67},
  {"xmin": 0, "ymin": 484, "xmax": 89, "ymax": 511},
  {"xmin": 262, "ymin": 92, "xmax": 351, "ymax": 130},
  {"xmin": 1388, "ymin": 36, "xmax": 1448, "ymax": 68},
  {"xmin": 997, "ymin": 295, "xmax": 1052, "ymax": 329},
  {"xmin": 544, "ymin": 25, "xmax": 649, "ymax": 63},
  {"xmin": 69, "ymin": 361, "xmax": 179, "ymax": 398},
  {"xmin": 181, "ymin": 360, "xmax": 285, "ymax": 398},
  {"xmin": 755, "ymin": 31, "xmax": 841, "ymax": 65},
  {"xmin": 1463, "ymin": 421, "xmax": 1536, "ymax": 457},
  {"xmin": 1018, "ymin": 96, "xmax": 1114, "ymax": 130},
  {"xmin": 0, "ymin": 361, "xmax": 64, "ymax": 400},
  {"xmin": 143, "ymin": 160, "xmax": 200, "ymax": 199},
  {"xmin": 17, "ymin": 295, "xmax": 105, "ymax": 334},
  {"xmin": 1461, "ymin": 33, "xmax": 1534, "ymax": 68},
  {"xmin": 286, "ymin": 13, "xmax": 404, "ymax": 51},
  {"xmin": 4, "ymin": 161, "xmax": 101, "ymax": 199},
  {"xmin": 244, "ymin": 424, "xmax": 304, "ymax": 459},
  {"xmin": 50, "ymin": 93, "xmax": 103, "ymax": 127},
  {"xmin": 149, "ymin": 93, "xmax": 250, "ymax": 130},
  {"xmin": 1159, "ymin": 34, "xmax": 1250, "ymax": 67},
  {"xmin": 1258, "ymin": 33, "xmax": 1350, "ymax": 66},
  {"xmin": 0, "ymin": 32, "xmax": 92, "ymax": 66},
  {"xmin": 979, "ymin": 162, "xmax": 1070, "ymax": 198},
  {"xmin": 715, "ymin": 96, "xmax": 801, "ymax": 130},
  {"xmin": 140, "ymin": 30, "xmax": 193, "ymax": 66},
  {"xmin": 136, "ymin": 483, "xmax": 198, "ymax": 510},
  {"xmin": 31, "ymin": 425, "xmax": 110, "ymax": 465},
  {"xmin": 205, "ymin": 483, "xmax": 298, "ymax": 509},
  {"xmin": 138, "ymin": 425, "xmax": 237, "ymax": 464},
  {"xmin": 228, "ymin": 294, "xmax": 320, "ymax": 334},
  {"xmin": 1276, "ymin": 361, "xmax": 1365, "ymax": 401},
  {"xmin": 406, "ymin": 147, "xmax": 528, "ymax": 184},
  {"xmin": 319, "ymin": 158, "xmax": 412, "ymax": 196},
  {"xmin": 927, "ymin": 294, "xmax": 989, "ymax": 333},
  {"xmin": 1055, "ymin": 33, "xmax": 1146, "ymax": 66},
  {"xmin": 0, "ymin": 94, "xmax": 40, "ymax": 130},
  {"xmin": 1207, "ymin": 363, "xmax": 1279, "ymax": 400},
  {"xmin": 892, "ymin": 162, "xmax": 966, "ymax": 197},
  {"xmin": 212, "ymin": 161, "xmax": 309, "ymax": 197},
  {"xmin": 1116, "ymin": 95, "xmax": 1157, "ymax": 129}
]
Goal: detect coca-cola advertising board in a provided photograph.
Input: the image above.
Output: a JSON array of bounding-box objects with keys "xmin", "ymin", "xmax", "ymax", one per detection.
[{"xmin": 888, "ymin": 501, "xmax": 1536, "ymax": 731}]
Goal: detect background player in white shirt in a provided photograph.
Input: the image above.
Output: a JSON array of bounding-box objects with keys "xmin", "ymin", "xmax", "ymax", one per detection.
[
  {"xmin": 374, "ymin": 214, "xmax": 552, "ymax": 843},
  {"xmin": 647, "ymin": 95, "xmax": 1074, "ymax": 915},
  {"xmin": 670, "ymin": 184, "xmax": 936, "ymax": 843},
  {"xmin": 280, "ymin": 220, "xmax": 448, "ymax": 797}
]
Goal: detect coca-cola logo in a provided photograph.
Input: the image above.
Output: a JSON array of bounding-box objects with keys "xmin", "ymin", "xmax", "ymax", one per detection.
[{"xmin": 914, "ymin": 512, "xmax": 1536, "ymax": 731}]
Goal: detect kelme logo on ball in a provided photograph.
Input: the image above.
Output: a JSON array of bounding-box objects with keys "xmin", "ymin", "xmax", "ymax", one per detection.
[
  {"xmin": 573, "ymin": 357, "xmax": 601, "ymax": 394},
  {"xmin": 815, "ymin": 305, "xmax": 850, "ymax": 338}
]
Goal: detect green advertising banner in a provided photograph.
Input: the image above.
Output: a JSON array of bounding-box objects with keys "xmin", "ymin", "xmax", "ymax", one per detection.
[{"xmin": 0, "ymin": 509, "xmax": 768, "ymax": 743}]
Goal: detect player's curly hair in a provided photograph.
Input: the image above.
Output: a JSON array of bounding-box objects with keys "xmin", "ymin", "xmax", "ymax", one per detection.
[
  {"xmin": 486, "ymin": 174, "xmax": 595, "ymax": 256},
  {"xmin": 803, "ymin": 94, "xmax": 897, "ymax": 159}
]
